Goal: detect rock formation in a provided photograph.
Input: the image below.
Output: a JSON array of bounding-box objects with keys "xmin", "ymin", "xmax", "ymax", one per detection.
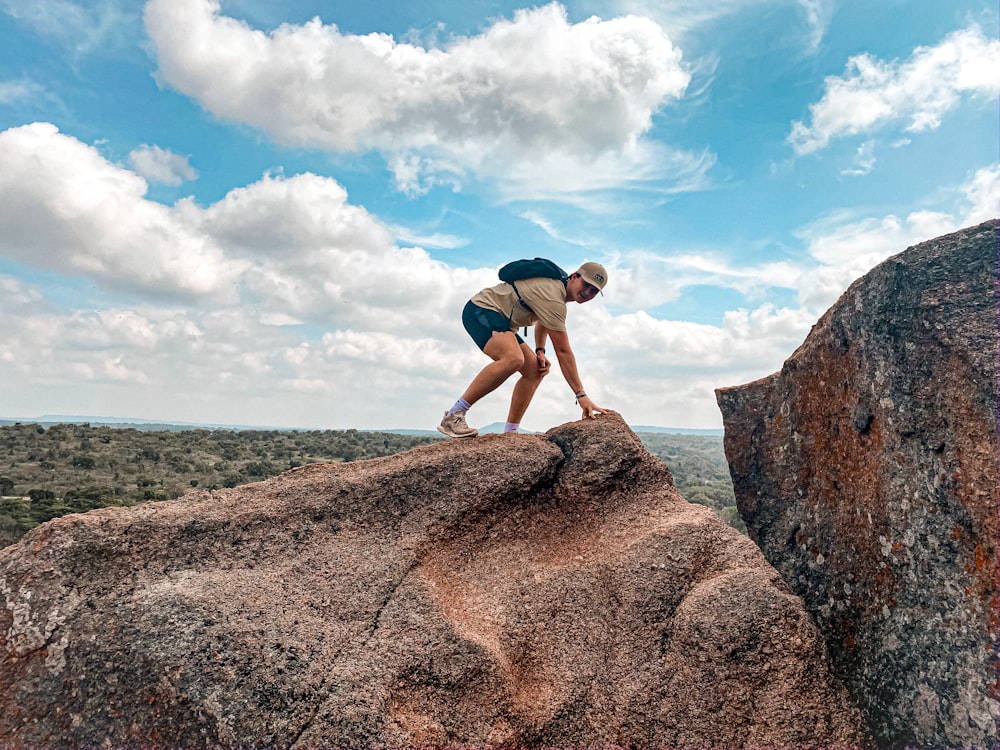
[
  {"xmin": 717, "ymin": 219, "xmax": 999, "ymax": 750},
  {"xmin": 1, "ymin": 414, "xmax": 867, "ymax": 748}
]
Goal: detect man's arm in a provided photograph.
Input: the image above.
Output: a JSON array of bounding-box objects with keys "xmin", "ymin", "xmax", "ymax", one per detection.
[
  {"xmin": 546, "ymin": 328, "xmax": 605, "ymax": 418},
  {"xmin": 533, "ymin": 325, "xmax": 551, "ymax": 374},
  {"xmin": 534, "ymin": 325, "xmax": 549, "ymax": 353}
]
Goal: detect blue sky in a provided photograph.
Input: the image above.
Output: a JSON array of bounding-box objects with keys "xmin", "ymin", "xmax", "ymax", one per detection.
[{"xmin": 0, "ymin": 0, "xmax": 996, "ymax": 431}]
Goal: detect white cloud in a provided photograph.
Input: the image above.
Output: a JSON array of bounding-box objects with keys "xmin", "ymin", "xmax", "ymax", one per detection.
[
  {"xmin": 525, "ymin": 300, "xmax": 817, "ymax": 427},
  {"xmin": 0, "ymin": 123, "xmax": 240, "ymax": 299},
  {"xmin": 0, "ymin": 275, "xmax": 44, "ymax": 310},
  {"xmin": 840, "ymin": 140, "xmax": 876, "ymax": 177},
  {"xmin": 794, "ymin": 213, "xmax": 939, "ymax": 308},
  {"xmin": 616, "ymin": 161, "xmax": 997, "ymax": 336},
  {"xmin": 1, "ymin": 0, "xmax": 139, "ymax": 56},
  {"xmin": 789, "ymin": 25, "xmax": 1000, "ymax": 155},
  {"xmin": 0, "ymin": 123, "xmax": 498, "ymax": 330},
  {"xmin": 612, "ymin": 0, "xmax": 831, "ymax": 50},
  {"xmin": 565, "ymin": 161, "xmax": 996, "ymax": 426},
  {"xmin": 576, "ymin": 303, "xmax": 811, "ymax": 374},
  {"xmin": 0, "ymin": 79, "xmax": 40, "ymax": 105},
  {"xmin": 497, "ymin": 139, "xmax": 716, "ymax": 201},
  {"xmin": 195, "ymin": 171, "xmax": 394, "ymax": 257},
  {"xmin": 0, "ymin": 125, "xmax": 816, "ymax": 431},
  {"xmin": 606, "ymin": 250, "xmax": 801, "ymax": 313},
  {"xmin": 964, "ymin": 163, "xmax": 1000, "ymax": 224},
  {"xmin": 613, "ymin": 0, "xmax": 766, "ymax": 40},
  {"xmin": 128, "ymin": 145, "xmax": 198, "ymax": 185},
  {"xmin": 0, "ymin": 291, "xmax": 490, "ymax": 429},
  {"xmin": 192, "ymin": 171, "xmax": 493, "ymax": 334},
  {"xmin": 793, "ymin": 164, "xmax": 998, "ymax": 311},
  {"xmin": 387, "ymin": 154, "xmax": 465, "ymax": 197},
  {"xmin": 0, "ymin": 112, "xmax": 992, "ymax": 432},
  {"xmin": 0, "ymin": 125, "xmax": 532, "ymax": 423},
  {"xmin": 519, "ymin": 210, "xmax": 602, "ymax": 248},
  {"xmin": 389, "ymin": 224, "xmax": 468, "ymax": 250},
  {"xmin": 144, "ymin": 0, "xmax": 695, "ymax": 195},
  {"xmin": 795, "ymin": 0, "xmax": 834, "ymax": 51}
]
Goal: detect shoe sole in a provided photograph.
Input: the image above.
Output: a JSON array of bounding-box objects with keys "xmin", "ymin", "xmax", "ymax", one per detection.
[{"xmin": 437, "ymin": 426, "xmax": 478, "ymax": 439}]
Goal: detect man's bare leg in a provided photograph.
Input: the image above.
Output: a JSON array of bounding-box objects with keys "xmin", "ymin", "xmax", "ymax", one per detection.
[
  {"xmin": 460, "ymin": 331, "xmax": 525, "ymax": 405},
  {"xmin": 507, "ymin": 341, "xmax": 547, "ymax": 425}
]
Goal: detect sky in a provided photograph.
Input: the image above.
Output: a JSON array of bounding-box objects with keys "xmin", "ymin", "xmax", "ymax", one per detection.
[{"xmin": 0, "ymin": 0, "xmax": 996, "ymax": 432}]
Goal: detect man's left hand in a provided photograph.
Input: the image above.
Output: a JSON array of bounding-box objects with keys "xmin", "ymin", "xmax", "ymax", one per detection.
[{"xmin": 578, "ymin": 395, "xmax": 606, "ymax": 419}]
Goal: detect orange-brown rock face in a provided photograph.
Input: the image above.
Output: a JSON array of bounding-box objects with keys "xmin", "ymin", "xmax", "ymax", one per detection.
[
  {"xmin": 717, "ymin": 219, "xmax": 999, "ymax": 750},
  {"xmin": 0, "ymin": 414, "xmax": 867, "ymax": 748}
]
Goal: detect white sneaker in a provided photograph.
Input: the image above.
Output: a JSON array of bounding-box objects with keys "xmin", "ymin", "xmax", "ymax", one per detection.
[{"xmin": 438, "ymin": 410, "xmax": 478, "ymax": 438}]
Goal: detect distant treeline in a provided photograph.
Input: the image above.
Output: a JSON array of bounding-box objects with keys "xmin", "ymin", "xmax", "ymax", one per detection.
[
  {"xmin": 636, "ymin": 432, "xmax": 742, "ymax": 532},
  {"xmin": 0, "ymin": 423, "xmax": 741, "ymax": 547}
]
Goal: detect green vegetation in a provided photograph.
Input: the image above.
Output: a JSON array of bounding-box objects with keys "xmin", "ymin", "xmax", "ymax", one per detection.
[
  {"xmin": 0, "ymin": 423, "xmax": 742, "ymax": 548},
  {"xmin": 0, "ymin": 423, "xmax": 438, "ymax": 547},
  {"xmin": 636, "ymin": 432, "xmax": 745, "ymax": 533}
]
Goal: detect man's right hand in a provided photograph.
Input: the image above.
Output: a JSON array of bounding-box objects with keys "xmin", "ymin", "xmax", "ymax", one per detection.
[{"xmin": 536, "ymin": 351, "xmax": 551, "ymax": 375}]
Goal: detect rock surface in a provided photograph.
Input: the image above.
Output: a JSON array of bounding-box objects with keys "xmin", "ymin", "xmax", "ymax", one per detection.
[
  {"xmin": 1, "ymin": 414, "xmax": 867, "ymax": 748},
  {"xmin": 717, "ymin": 219, "xmax": 999, "ymax": 750}
]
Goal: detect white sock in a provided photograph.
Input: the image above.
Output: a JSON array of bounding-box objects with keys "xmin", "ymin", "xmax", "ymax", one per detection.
[{"xmin": 448, "ymin": 398, "xmax": 472, "ymax": 415}]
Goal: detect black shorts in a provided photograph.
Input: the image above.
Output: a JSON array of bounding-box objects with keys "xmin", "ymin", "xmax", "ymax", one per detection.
[{"xmin": 462, "ymin": 300, "xmax": 525, "ymax": 351}]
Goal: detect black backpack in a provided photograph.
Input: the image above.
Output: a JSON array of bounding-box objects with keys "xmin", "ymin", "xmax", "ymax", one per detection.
[
  {"xmin": 498, "ymin": 257, "xmax": 569, "ymax": 286},
  {"xmin": 498, "ymin": 258, "xmax": 568, "ymax": 317}
]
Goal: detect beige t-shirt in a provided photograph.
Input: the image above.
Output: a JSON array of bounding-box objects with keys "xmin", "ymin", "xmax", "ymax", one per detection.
[{"xmin": 471, "ymin": 277, "xmax": 568, "ymax": 332}]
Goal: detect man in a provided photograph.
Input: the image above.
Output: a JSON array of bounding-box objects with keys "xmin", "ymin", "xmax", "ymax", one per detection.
[{"xmin": 438, "ymin": 261, "xmax": 609, "ymax": 438}]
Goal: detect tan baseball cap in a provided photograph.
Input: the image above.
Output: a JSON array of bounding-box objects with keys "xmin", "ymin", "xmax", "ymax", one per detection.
[{"xmin": 577, "ymin": 262, "xmax": 608, "ymax": 293}]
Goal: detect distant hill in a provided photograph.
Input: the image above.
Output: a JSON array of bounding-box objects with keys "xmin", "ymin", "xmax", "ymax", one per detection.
[
  {"xmin": 632, "ymin": 425, "xmax": 724, "ymax": 436},
  {"xmin": 1, "ymin": 415, "xmax": 722, "ymax": 436},
  {"xmin": 0, "ymin": 415, "xmax": 298, "ymax": 432}
]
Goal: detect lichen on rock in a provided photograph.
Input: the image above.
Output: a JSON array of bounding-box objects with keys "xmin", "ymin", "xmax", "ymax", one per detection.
[{"xmin": 717, "ymin": 219, "xmax": 999, "ymax": 750}]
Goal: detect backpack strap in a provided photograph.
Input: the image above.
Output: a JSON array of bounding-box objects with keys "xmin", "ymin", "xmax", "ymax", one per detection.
[
  {"xmin": 505, "ymin": 272, "xmax": 567, "ymax": 336},
  {"xmin": 508, "ymin": 281, "xmax": 534, "ymax": 337},
  {"xmin": 509, "ymin": 280, "xmax": 535, "ymax": 315}
]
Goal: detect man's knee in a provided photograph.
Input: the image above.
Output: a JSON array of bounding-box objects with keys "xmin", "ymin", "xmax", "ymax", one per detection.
[
  {"xmin": 486, "ymin": 340, "xmax": 524, "ymax": 373},
  {"xmin": 499, "ymin": 350, "xmax": 525, "ymax": 376},
  {"xmin": 519, "ymin": 356, "xmax": 546, "ymax": 383}
]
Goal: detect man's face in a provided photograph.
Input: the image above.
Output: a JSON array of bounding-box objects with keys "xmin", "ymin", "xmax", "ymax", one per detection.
[{"xmin": 570, "ymin": 274, "xmax": 601, "ymax": 303}]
